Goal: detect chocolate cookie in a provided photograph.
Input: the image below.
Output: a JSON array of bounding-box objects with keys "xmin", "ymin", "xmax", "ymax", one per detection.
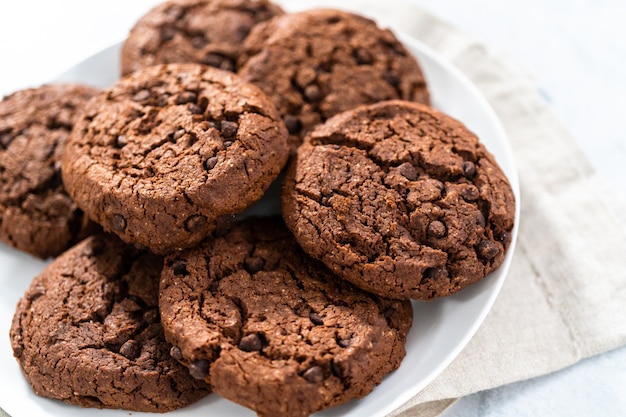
[
  {"xmin": 9, "ymin": 234, "xmax": 210, "ymax": 412},
  {"xmin": 62, "ymin": 63, "xmax": 289, "ymax": 254},
  {"xmin": 159, "ymin": 217, "xmax": 412, "ymax": 417},
  {"xmin": 238, "ymin": 8, "xmax": 430, "ymax": 151},
  {"xmin": 281, "ymin": 100, "xmax": 516, "ymax": 300},
  {"xmin": 121, "ymin": 0, "xmax": 284, "ymax": 76},
  {"xmin": 0, "ymin": 84, "xmax": 100, "ymax": 259}
]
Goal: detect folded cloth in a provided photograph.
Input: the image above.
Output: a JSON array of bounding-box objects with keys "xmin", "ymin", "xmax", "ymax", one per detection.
[{"xmin": 278, "ymin": 1, "xmax": 626, "ymax": 415}]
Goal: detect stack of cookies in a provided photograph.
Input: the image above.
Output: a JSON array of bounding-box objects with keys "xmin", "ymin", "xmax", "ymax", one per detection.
[{"xmin": 2, "ymin": 0, "xmax": 516, "ymax": 416}]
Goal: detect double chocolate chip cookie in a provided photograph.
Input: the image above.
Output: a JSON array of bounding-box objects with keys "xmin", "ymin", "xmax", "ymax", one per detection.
[
  {"xmin": 0, "ymin": 84, "xmax": 100, "ymax": 259},
  {"xmin": 10, "ymin": 234, "xmax": 210, "ymax": 412},
  {"xmin": 121, "ymin": 0, "xmax": 284, "ymax": 76},
  {"xmin": 282, "ymin": 100, "xmax": 516, "ymax": 300},
  {"xmin": 159, "ymin": 217, "xmax": 413, "ymax": 417},
  {"xmin": 238, "ymin": 8, "xmax": 431, "ymax": 151},
  {"xmin": 62, "ymin": 63, "xmax": 289, "ymax": 254}
]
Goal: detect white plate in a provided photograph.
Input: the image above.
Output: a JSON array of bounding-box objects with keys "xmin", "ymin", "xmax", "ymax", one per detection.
[{"xmin": 0, "ymin": 35, "xmax": 520, "ymax": 417}]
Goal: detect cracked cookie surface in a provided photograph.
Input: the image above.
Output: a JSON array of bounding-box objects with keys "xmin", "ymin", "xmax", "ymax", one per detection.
[
  {"xmin": 9, "ymin": 234, "xmax": 210, "ymax": 412},
  {"xmin": 238, "ymin": 8, "xmax": 430, "ymax": 152},
  {"xmin": 159, "ymin": 217, "xmax": 412, "ymax": 417},
  {"xmin": 0, "ymin": 84, "xmax": 100, "ymax": 258},
  {"xmin": 62, "ymin": 63, "xmax": 289, "ymax": 254},
  {"xmin": 121, "ymin": 0, "xmax": 284, "ymax": 76},
  {"xmin": 281, "ymin": 100, "xmax": 516, "ymax": 300}
]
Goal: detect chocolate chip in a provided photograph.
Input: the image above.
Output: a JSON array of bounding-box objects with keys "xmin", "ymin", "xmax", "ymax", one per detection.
[
  {"xmin": 204, "ymin": 156, "xmax": 218, "ymax": 171},
  {"xmin": 309, "ymin": 312, "xmax": 324, "ymax": 326},
  {"xmin": 176, "ymin": 91, "xmax": 197, "ymax": 105},
  {"xmin": 202, "ymin": 53, "xmax": 235, "ymax": 71},
  {"xmin": 189, "ymin": 359, "xmax": 210, "ymax": 380},
  {"xmin": 185, "ymin": 214, "xmax": 206, "ymax": 232},
  {"xmin": 383, "ymin": 71, "xmax": 400, "ymax": 86},
  {"xmin": 161, "ymin": 26, "xmax": 176, "ymax": 42},
  {"xmin": 477, "ymin": 240, "xmax": 500, "ymax": 260},
  {"xmin": 142, "ymin": 309, "xmax": 159, "ymax": 324},
  {"xmin": 115, "ymin": 135, "xmax": 127, "ymax": 148},
  {"xmin": 188, "ymin": 103, "xmax": 204, "ymax": 115},
  {"xmin": 283, "ymin": 115, "xmax": 301, "ymax": 134},
  {"xmin": 423, "ymin": 267, "xmax": 449, "ymax": 281},
  {"xmin": 398, "ymin": 162, "xmax": 418, "ymax": 181},
  {"xmin": 221, "ymin": 59, "xmax": 235, "ymax": 72},
  {"xmin": 203, "ymin": 53, "xmax": 225, "ymax": 68},
  {"xmin": 427, "ymin": 220, "xmax": 447, "ymax": 238},
  {"xmin": 337, "ymin": 337, "xmax": 352, "ymax": 348},
  {"xmin": 497, "ymin": 232, "xmax": 512, "ymax": 247},
  {"xmin": 222, "ymin": 140, "xmax": 234, "ymax": 149},
  {"xmin": 463, "ymin": 161, "xmax": 477, "ymax": 178},
  {"xmin": 172, "ymin": 260, "xmax": 187, "ymax": 276},
  {"xmin": 304, "ymin": 84, "xmax": 322, "ymax": 102},
  {"xmin": 171, "ymin": 128, "xmax": 186, "ymax": 142},
  {"xmin": 119, "ymin": 339, "xmax": 140, "ymax": 360},
  {"xmin": 170, "ymin": 345, "xmax": 183, "ymax": 361},
  {"xmin": 331, "ymin": 361, "xmax": 344, "ymax": 378},
  {"xmin": 112, "ymin": 214, "xmax": 126, "ymax": 231},
  {"xmin": 239, "ymin": 333, "xmax": 262, "ymax": 352},
  {"xmin": 462, "ymin": 185, "xmax": 480, "ymax": 202},
  {"xmin": 209, "ymin": 279, "xmax": 219, "ymax": 292},
  {"xmin": 0, "ymin": 128, "xmax": 13, "ymax": 147},
  {"xmin": 133, "ymin": 89, "xmax": 150, "ymax": 102},
  {"xmin": 476, "ymin": 211, "xmax": 486, "ymax": 227},
  {"xmin": 220, "ymin": 120, "xmax": 238, "ymax": 138},
  {"xmin": 302, "ymin": 366, "xmax": 324, "ymax": 383},
  {"xmin": 354, "ymin": 48, "xmax": 373, "ymax": 65},
  {"xmin": 244, "ymin": 256, "xmax": 265, "ymax": 274},
  {"xmin": 191, "ymin": 36, "xmax": 207, "ymax": 49}
]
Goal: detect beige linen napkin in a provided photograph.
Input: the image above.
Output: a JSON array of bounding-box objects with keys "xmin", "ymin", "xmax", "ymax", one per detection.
[{"xmin": 279, "ymin": 1, "xmax": 626, "ymax": 416}]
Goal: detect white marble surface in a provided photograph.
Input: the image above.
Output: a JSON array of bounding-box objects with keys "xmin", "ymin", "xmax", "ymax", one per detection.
[{"xmin": 0, "ymin": 1, "xmax": 625, "ymax": 416}]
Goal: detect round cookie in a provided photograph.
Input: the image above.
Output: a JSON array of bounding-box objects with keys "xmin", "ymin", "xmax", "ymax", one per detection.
[
  {"xmin": 121, "ymin": 0, "xmax": 284, "ymax": 76},
  {"xmin": 281, "ymin": 100, "xmax": 516, "ymax": 300},
  {"xmin": 9, "ymin": 234, "xmax": 210, "ymax": 412},
  {"xmin": 62, "ymin": 63, "xmax": 289, "ymax": 255},
  {"xmin": 238, "ymin": 8, "xmax": 430, "ymax": 151},
  {"xmin": 0, "ymin": 84, "xmax": 100, "ymax": 259},
  {"xmin": 159, "ymin": 217, "xmax": 413, "ymax": 417}
]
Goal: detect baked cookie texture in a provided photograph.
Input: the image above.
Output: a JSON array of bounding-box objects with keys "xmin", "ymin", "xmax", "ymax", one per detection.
[
  {"xmin": 62, "ymin": 63, "xmax": 289, "ymax": 254},
  {"xmin": 159, "ymin": 217, "xmax": 413, "ymax": 417},
  {"xmin": 238, "ymin": 8, "xmax": 430, "ymax": 151},
  {"xmin": 121, "ymin": 0, "xmax": 284, "ymax": 76},
  {"xmin": 0, "ymin": 84, "xmax": 100, "ymax": 259},
  {"xmin": 282, "ymin": 100, "xmax": 516, "ymax": 300},
  {"xmin": 9, "ymin": 234, "xmax": 210, "ymax": 412}
]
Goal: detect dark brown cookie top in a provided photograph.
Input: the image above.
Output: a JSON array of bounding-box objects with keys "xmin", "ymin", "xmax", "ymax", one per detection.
[
  {"xmin": 238, "ymin": 8, "xmax": 430, "ymax": 152},
  {"xmin": 9, "ymin": 234, "xmax": 210, "ymax": 412},
  {"xmin": 0, "ymin": 84, "xmax": 100, "ymax": 259},
  {"xmin": 281, "ymin": 100, "xmax": 516, "ymax": 300},
  {"xmin": 159, "ymin": 217, "xmax": 412, "ymax": 417},
  {"xmin": 62, "ymin": 63, "xmax": 289, "ymax": 254},
  {"xmin": 121, "ymin": 0, "xmax": 284, "ymax": 76}
]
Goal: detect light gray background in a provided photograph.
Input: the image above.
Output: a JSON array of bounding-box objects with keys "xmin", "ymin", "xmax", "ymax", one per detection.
[{"xmin": 0, "ymin": 1, "xmax": 625, "ymax": 416}]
